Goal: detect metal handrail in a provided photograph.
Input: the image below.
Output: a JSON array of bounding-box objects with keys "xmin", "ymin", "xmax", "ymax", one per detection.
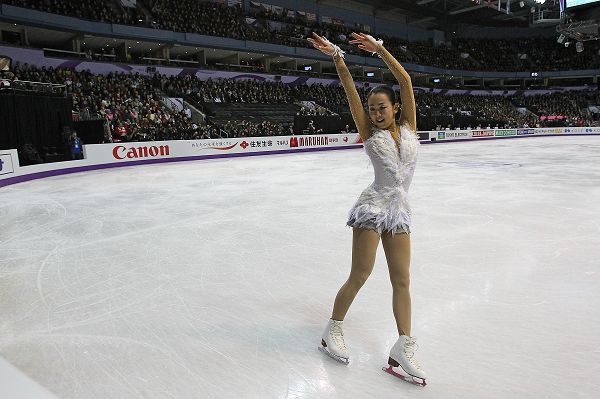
[{"xmin": 0, "ymin": 79, "xmax": 67, "ymax": 95}]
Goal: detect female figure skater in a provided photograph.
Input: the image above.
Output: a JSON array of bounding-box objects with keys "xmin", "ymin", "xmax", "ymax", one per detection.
[{"xmin": 308, "ymin": 32, "xmax": 425, "ymax": 386}]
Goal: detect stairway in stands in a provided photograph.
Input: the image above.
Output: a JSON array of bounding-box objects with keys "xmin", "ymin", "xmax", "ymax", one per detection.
[{"xmin": 204, "ymin": 102, "xmax": 302, "ymax": 126}]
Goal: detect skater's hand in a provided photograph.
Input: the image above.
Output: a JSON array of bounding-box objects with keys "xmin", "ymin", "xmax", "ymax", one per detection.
[
  {"xmin": 349, "ymin": 32, "xmax": 382, "ymax": 54},
  {"xmin": 307, "ymin": 32, "xmax": 335, "ymax": 56}
]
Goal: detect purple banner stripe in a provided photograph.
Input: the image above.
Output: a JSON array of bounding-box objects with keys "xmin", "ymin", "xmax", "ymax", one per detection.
[
  {"xmin": 0, "ymin": 144, "xmax": 363, "ymax": 188},
  {"xmin": 425, "ymin": 133, "xmax": 600, "ymax": 145},
  {"xmin": 2, "ymin": 134, "xmax": 598, "ymax": 188}
]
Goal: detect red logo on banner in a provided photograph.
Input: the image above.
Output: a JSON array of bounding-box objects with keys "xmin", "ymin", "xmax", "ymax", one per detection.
[
  {"xmin": 472, "ymin": 130, "xmax": 495, "ymax": 137},
  {"xmin": 292, "ymin": 136, "xmax": 329, "ymax": 147},
  {"xmin": 240, "ymin": 141, "xmax": 249, "ymax": 149},
  {"xmin": 343, "ymin": 136, "xmax": 348, "ymax": 142},
  {"xmin": 112, "ymin": 145, "xmax": 170, "ymax": 160}
]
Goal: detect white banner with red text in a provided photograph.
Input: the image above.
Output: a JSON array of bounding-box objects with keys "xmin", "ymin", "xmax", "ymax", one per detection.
[{"xmin": 2, "ymin": 128, "xmax": 599, "ymax": 187}]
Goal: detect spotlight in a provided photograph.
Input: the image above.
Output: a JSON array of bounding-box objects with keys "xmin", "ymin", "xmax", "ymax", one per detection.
[
  {"xmin": 576, "ymin": 42, "xmax": 584, "ymax": 53},
  {"xmin": 557, "ymin": 34, "xmax": 566, "ymax": 44}
]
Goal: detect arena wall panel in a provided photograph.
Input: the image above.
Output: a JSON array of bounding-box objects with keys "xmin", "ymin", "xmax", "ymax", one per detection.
[{"xmin": 2, "ymin": 128, "xmax": 599, "ymax": 188}]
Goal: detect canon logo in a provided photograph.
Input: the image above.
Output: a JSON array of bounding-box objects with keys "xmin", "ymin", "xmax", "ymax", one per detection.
[{"xmin": 113, "ymin": 145, "xmax": 170, "ymax": 160}]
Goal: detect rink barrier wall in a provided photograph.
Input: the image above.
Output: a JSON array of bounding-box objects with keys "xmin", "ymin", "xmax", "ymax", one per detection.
[
  {"xmin": 0, "ymin": 358, "xmax": 59, "ymax": 399},
  {"xmin": 1, "ymin": 127, "xmax": 600, "ymax": 188}
]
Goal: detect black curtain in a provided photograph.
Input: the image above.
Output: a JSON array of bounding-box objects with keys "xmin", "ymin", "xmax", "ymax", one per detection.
[
  {"xmin": 73, "ymin": 119, "xmax": 105, "ymax": 144},
  {"xmin": 0, "ymin": 93, "xmax": 18, "ymax": 150},
  {"xmin": 0, "ymin": 93, "xmax": 72, "ymax": 151},
  {"xmin": 294, "ymin": 115, "xmax": 347, "ymax": 134}
]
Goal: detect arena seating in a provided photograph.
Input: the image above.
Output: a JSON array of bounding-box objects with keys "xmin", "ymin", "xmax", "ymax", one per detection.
[
  {"xmin": 3, "ymin": 0, "xmax": 599, "ymax": 72},
  {"xmin": 1, "ymin": 0, "xmax": 137, "ymax": 25},
  {"xmin": 8, "ymin": 61, "xmax": 598, "ymax": 142}
]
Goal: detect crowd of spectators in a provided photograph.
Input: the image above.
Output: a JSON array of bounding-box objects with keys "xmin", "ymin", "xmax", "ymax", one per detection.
[
  {"xmin": 142, "ymin": 0, "xmax": 270, "ymax": 42},
  {"xmin": 7, "ymin": 61, "xmax": 598, "ymax": 143},
  {"xmin": 297, "ymin": 106, "xmax": 330, "ymax": 116},
  {"xmin": 9, "ymin": 63, "xmax": 217, "ymax": 142},
  {"xmin": 223, "ymin": 119, "xmax": 289, "ymax": 138},
  {"xmin": 453, "ymin": 37, "xmax": 600, "ymax": 72},
  {"xmin": 6, "ymin": 0, "xmax": 600, "ymax": 72},
  {"xmin": 154, "ymin": 73, "xmax": 364, "ymax": 112},
  {"xmin": 417, "ymin": 92, "xmax": 537, "ymax": 129},
  {"xmin": 1, "ymin": 0, "xmax": 137, "ymax": 25},
  {"xmin": 512, "ymin": 91, "xmax": 597, "ymax": 126},
  {"xmin": 160, "ymin": 75, "xmax": 294, "ymax": 104}
]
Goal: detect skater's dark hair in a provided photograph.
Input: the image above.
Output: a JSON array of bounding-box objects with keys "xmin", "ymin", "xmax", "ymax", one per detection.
[
  {"xmin": 367, "ymin": 85, "xmax": 400, "ymax": 121},
  {"xmin": 367, "ymin": 85, "xmax": 398, "ymax": 105}
]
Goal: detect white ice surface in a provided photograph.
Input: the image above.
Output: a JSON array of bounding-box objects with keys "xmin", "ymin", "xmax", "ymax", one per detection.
[{"xmin": 1, "ymin": 136, "xmax": 599, "ymax": 399}]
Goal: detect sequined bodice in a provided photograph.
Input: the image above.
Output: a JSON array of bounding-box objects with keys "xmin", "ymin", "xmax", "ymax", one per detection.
[{"xmin": 363, "ymin": 125, "xmax": 420, "ymax": 191}]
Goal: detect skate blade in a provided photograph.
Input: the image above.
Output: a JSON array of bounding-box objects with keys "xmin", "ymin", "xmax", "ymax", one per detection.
[
  {"xmin": 383, "ymin": 365, "xmax": 426, "ymax": 387},
  {"xmin": 318, "ymin": 346, "xmax": 349, "ymax": 365}
]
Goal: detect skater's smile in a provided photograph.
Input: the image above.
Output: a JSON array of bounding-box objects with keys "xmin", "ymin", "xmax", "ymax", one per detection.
[{"xmin": 368, "ymin": 92, "xmax": 399, "ymax": 129}]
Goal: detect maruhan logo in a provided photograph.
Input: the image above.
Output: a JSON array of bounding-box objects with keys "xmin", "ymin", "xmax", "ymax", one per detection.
[{"xmin": 112, "ymin": 145, "xmax": 170, "ymax": 160}]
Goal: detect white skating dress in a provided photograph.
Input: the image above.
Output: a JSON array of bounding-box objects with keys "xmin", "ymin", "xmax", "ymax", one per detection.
[{"xmin": 347, "ymin": 124, "xmax": 420, "ymax": 235}]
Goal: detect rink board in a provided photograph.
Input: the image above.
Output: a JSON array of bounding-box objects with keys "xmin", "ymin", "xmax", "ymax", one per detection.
[
  {"xmin": 1, "ymin": 127, "xmax": 599, "ymax": 188},
  {"xmin": 0, "ymin": 358, "xmax": 58, "ymax": 399}
]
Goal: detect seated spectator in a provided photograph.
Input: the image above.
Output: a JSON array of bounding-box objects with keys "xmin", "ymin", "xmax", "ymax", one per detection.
[
  {"xmin": 7, "ymin": 0, "xmax": 599, "ymax": 72},
  {"xmin": 10, "ymin": 62, "xmax": 599, "ymax": 143}
]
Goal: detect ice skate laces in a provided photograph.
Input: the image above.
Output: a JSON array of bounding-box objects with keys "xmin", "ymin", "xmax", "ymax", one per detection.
[
  {"xmin": 404, "ymin": 337, "xmax": 422, "ymax": 370},
  {"xmin": 330, "ymin": 322, "xmax": 347, "ymax": 351}
]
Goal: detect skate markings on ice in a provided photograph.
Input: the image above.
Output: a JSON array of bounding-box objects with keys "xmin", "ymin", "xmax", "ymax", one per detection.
[{"xmin": 1, "ymin": 137, "xmax": 600, "ymax": 398}]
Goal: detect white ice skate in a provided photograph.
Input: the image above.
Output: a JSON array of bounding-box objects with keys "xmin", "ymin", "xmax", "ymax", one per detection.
[
  {"xmin": 383, "ymin": 335, "xmax": 427, "ymax": 386},
  {"xmin": 319, "ymin": 319, "xmax": 349, "ymax": 364}
]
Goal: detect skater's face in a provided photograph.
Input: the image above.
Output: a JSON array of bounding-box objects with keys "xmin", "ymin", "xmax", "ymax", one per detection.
[{"xmin": 367, "ymin": 93, "xmax": 399, "ymax": 130}]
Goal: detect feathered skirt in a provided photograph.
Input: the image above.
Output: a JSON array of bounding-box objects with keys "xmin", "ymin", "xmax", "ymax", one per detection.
[{"xmin": 346, "ymin": 182, "xmax": 412, "ymax": 235}]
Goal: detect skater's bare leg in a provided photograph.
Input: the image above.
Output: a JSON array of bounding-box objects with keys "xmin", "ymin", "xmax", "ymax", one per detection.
[
  {"xmin": 381, "ymin": 231, "xmax": 425, "ymax": 384},
  {"xmin": 381, "ymin": 231, "xmax": 412, "ymax": 336},
  {"xmin": 331, "ymin": 228, "xmax": 380, "ymax": 321}
]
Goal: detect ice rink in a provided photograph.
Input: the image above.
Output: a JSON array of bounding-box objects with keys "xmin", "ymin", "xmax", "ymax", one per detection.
[{"xmin": 1, "ymin": 136, "xmax": 599, "ymax": 399}]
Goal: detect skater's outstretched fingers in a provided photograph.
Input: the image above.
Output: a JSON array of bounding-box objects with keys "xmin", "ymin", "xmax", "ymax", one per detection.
[
  {"xmin": 349, "ymin": 32, "xmax": 380, "ymax": 53},
  {"xmin": 307, "ymin": 32, "xmax": 335, "ymax": 56}
]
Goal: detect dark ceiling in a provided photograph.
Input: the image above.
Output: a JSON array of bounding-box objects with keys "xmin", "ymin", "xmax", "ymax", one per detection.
[{"xmin": 350, "ymin": 0, "xmax": 546, "ymax": 29}]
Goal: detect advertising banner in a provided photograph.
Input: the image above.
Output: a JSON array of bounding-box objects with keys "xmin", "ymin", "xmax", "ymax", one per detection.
[
  {"xmin": 517, "ymin": 128, "xmax": 535, "ymax": 135},
  {"xmin": 563, "ymin": 127, "xmax": 600, "ymax": 133},
  {"xmin": 3, "ymin": 128, "xmax": 600, "ymax": 188},
  {"xmin": 495, "ymin": 129, "xmax": 517, "ymax": 137},
  {"xmin": 444, "ymin": 131, "xmax": 470, "ymax": 139},
  {"xmin": 472, "ymin": 129, "xmax": 495, "ymax": 137},
  {"xmin": 0, "ymin": 152, "xmax": 15, "ymax": 175},
  {"xmin": 83, "ymin": 134, "xmax": 363, "ymax": 164}
]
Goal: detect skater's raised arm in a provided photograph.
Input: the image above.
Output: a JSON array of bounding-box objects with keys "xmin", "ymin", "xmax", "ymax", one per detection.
[
  {"xmin": 349, "ymin": 33, "xmax": 416, "ymax": 132},
  {"xmin": 307, "ymin": 33, "xmax": 371, "ymax": 140}
]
